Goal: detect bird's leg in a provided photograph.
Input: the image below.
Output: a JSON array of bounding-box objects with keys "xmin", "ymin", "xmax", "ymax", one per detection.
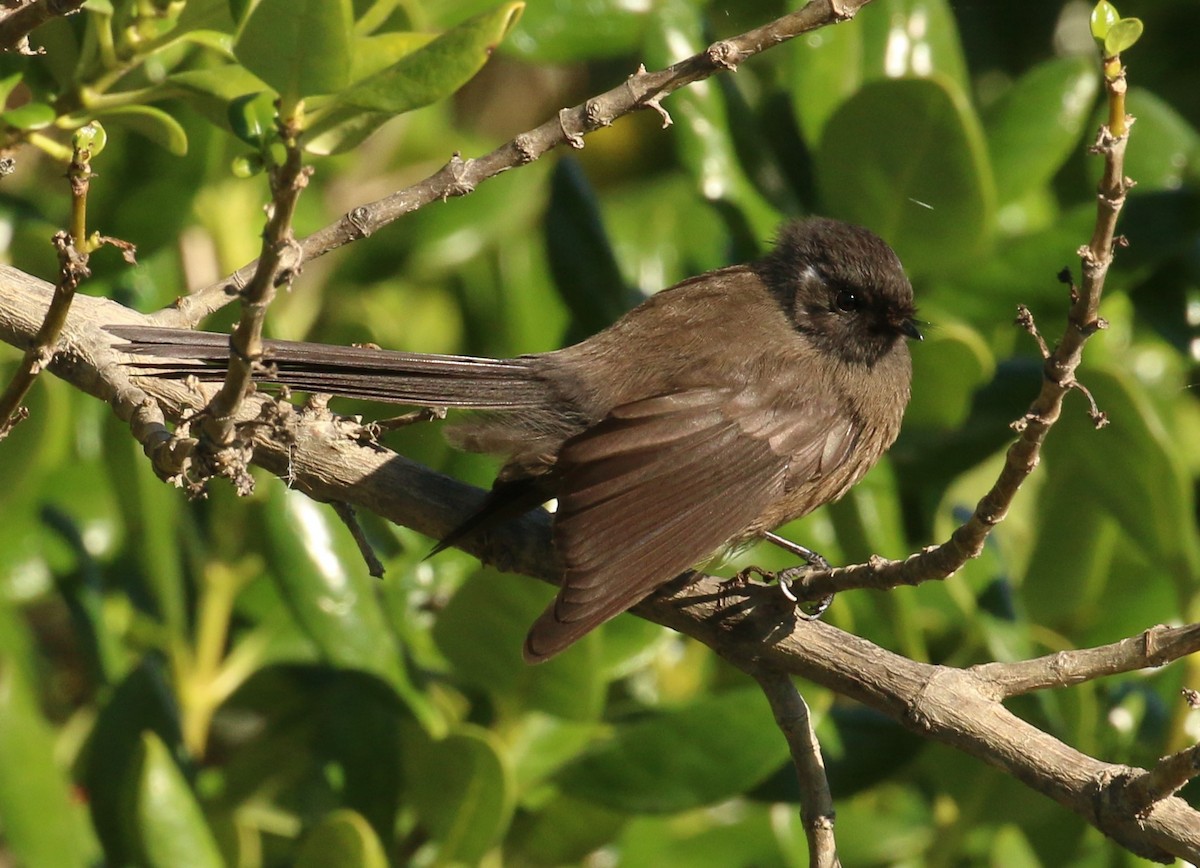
[{"xmin": 762, "ymin": 531, "xmax": 834, "ymax": 620}]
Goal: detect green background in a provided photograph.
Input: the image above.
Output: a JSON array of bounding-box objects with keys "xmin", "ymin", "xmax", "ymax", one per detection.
[{"xmin": 0, "ymin": 0, "xmax": 1198, "ymax": 864}]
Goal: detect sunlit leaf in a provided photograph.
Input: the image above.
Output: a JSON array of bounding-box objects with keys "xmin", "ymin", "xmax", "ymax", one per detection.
[{"xmin": 234, "ymin": 0, "xmax": 353, "ymax": 104}]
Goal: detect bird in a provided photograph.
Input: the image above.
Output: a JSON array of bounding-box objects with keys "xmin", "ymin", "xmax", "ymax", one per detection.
[{"xmin": 109, "ymin": 217, "xmax": 921, "ymax": 662}]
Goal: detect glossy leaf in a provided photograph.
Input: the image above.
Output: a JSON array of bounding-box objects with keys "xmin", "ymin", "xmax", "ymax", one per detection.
[
  {"xmin": 350, "ymin": 31, "xmax": 436, "ymax": 81},
  {"xmin": 859, "ymin": 0, "xmax": 970, "ymax": 94},
  {"xmin": 307, "ymin": 3, "xmax": 522, "ymax": 154},
  {"xmin": 643, "ymin": 0, "xmax": 780, "ymax": 242},
  {"xmin": 986, "ymin": 56, "xmax": 1098, "ymax": 205},
  {"xmin": 787, "ymin": 17, "xmax": 863, "ymax": 144},
  {"xmin": 334, "ymin": 2, "xmax": 520, "ymax": 113},
  {"xmin": 296, "ymin": 810, "xmax": 389, "ymax": 868},
  {"xmin": 261, "ymin": 490, "xmax": 411, "ymax": 685},
  {"xmin": 92, "ymin": 105, "xmax": 189, "ymax": 155},
  {"xmin": 125, "ymin": 732, "xmax": 224, "ymax": 868},
  {"xmin": 234, "ymin": 0, "xmax": 353, "ymax": 104},
  {"xmin": 503, "ymin": 0, "xmax": 646, "ymax": 62},
  {"xmin": 405, "ymin": 726, "xmax": 514, "ymax": 864},
  {"xmin": 1091, "ymin": 1, "xmax": 1118, "ymax": 41},
  {"xmin": 817, "ymin": 75, "xmax": 994, "ymax": 277},
  {"xmin": 1, "ymin": 101, "xmax": 55, "ymax": 130},
  {"xmin": 906, "ymin": 320, "xmax": 995, "ymax": 430},
  {"xmin": 558, "ymin": 687, "xmax": 789, "ymax": 812}
]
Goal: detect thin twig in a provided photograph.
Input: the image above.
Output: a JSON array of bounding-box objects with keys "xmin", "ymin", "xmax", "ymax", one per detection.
[
  {"xmin": 197, "ymin": 111, "xmax": 312, "ymax": 490},
  {"xmin": 748, "ymin": 668, "xmax": 840, "ymax": 868},
  {"xmin": 1123, "ymin": 744, "xmax": 1200, "ymax": 815},
  {"xmin": 786, "ymin": 48, "xmax": 1135, "ymax": 603},
  {"xmin": 331, "ymin": 500, "xmax": 385, "ymax": 579},
  {"xmin": 157, "ymin": 0, "xmax": 876, "ymax": 328},
  {"xmin": 0, "ymin": 231, "xmax": 87, "ymax": 438}
]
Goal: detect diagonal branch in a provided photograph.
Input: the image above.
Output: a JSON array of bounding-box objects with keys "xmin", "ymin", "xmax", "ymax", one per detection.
[{"xmin": 152, "ymin": 0, "xmax": 876, "ymax": 328}]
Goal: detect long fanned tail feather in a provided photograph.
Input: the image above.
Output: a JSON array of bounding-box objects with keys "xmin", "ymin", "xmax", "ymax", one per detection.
[{"xmin": 106, "ymin": 325, "xmax": 550, "ymax": 409}]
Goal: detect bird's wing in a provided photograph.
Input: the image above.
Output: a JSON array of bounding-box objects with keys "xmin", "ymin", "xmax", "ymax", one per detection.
[{"xmin": 523, "ymin": 387, "xmax": 858, "ymax": 661}]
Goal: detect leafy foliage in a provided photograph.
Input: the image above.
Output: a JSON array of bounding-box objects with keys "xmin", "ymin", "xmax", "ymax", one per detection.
[{"xmin": 0, "ymin": 0, "xmax": 1198, "ymax": 864}]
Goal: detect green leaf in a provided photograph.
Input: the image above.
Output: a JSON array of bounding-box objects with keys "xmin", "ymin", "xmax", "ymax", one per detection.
[
  {"xmin": 227, "ymin": 90, "xmax": 276, "ymax": 144},
  {"xmin": 350, "ymin": 31, "xmax": 436, "ymax": 81},
  {"xmin": 1, "ymin": 102, "xmax": 55, "ymax": 130},
  {"xmin": 0, "ymin": 607, "xmax": 99, "ymax": 867},
  {"xmin": 296, "ymin": 810, "xmax": 389, "ymax": 868},
  {"xmin": 859, "ymin": 0, "xmax": 970, "ymax": 95},
  {"xmin": 985, "ymin": 56, "xmax": 1098, "ymax": 206},
  {"xmin": 261, "ymin": 488, "xmax": 413, "ymax": 693},
  {"xmin": 558, "ymin": 687, "xmax": 790, "ymax": 812},
  {"xmin": 1090, "ymin": 88, "xmax": 1200, "ymax": 192},
  {"xmin": 303, "ymin": 0, "xmax": 523, "ymax": 153},
  {"xmin": 817, "ymin": 75, "xmax": 994, "ymax": 277},
  {"xmin": 643, "ymin": 0, "xmax": 780, "ymax": 242},
  {"xmin": 234, "ymin": 0, "xmax": 353, "ymax": 104},
  {"xmin": 337, "ymin": 2, "xmax": 520, "ymax": 113},
  {"xmin": 1042, "ymin": 366, "xmax": 1200, "ymax": 583},
  {"xmin": 125, "ymin": 733, "xmax": 224, "ymax": 868},
  {"xmin": 1104, "ymin": 17, "xmax": 1143, "ymax": 56},
  {"xmin": 1091, "ymin": 0, "xmax": 1118, "ymax": 41},
  {"xmin": 787, "ymin": 18, "xmax": 863, "ymax": 145},
  {"xmin": 91, "ymin": 105, "xmax": 189, "ymax": 155},
  {"xmin": 433, "ymin": 569, "xmax": 607, "ymax": 721},
  {"xmin": 906, "ymin": 320, "xmax": 995, "ymax": 430},
  {"xmin": 404, "ymin": 725, "xmax": 514, "ymax": 864},
  {"xmin": 545, "ymin": 159, "xmax": 631, "ymax": 337},
  {"xmin": 503, "ymin": 0, "xmax": 646, "ymax": 63}
]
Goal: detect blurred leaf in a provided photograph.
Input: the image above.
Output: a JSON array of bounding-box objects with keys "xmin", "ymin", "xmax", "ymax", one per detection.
[
  {"xmin": 91, "ymin": 104, "xmax": 189, "ymax": 155},
  {"xmin": 504, "ymin": 0, "xmax": 646, "ymax": 62},
  {"xmin": 296, "ymin": 810, "xmax": 389, "ymax": 868},
  {"xmin": 1042, "ymin": 366, "xmax": 1200, "ymax": 583},
  {"xmin": 1, "ymin": 101, "xmax": 55, "ymax": 130},
  {"xmin": 124, "ymin": 732, "xmax": 224, "ymax": 868},
  {"xmin": 405, "ymin": 725, "xmax": 514, "ymax": 864},
  {"xmin": 234, "ymin": 0, "xmax": 353, "ymax": 104},
  {"xmin": 306, "ymin": 2, "xmax": 522, "ymax": 154},
  {"xmin": 434, "ymin": 568, "xmax": 606, "ymax": 721},
  {"xmin": 787, "ymin": 12, "xmax": 863, "ymax": 144},
  {"xmin": 1089, "ymin": 87, "xmax": 1199, "ymax": 192},
  {"xmin": 545, "ymin": 158, "xmax": 630, "ymax": 337},
  {"xmin": 350, "ymin": 31, "xmax": 436, "ymax": 81},
  {"xmin": 822, "ymin": 784, "xmax": 934, "ymax": 864},
  {"xmin": 643, "ymin": 0, "xmax": 780, "ymax": 243},
  {"xmin": 0, "ymin": 606, "xmax": 99, "ymax": 866},
  {"xmin": 986, "ymin": 56, "xmax": 1099, "ymax": 205},
  {"xmin": 83, "ymin": 657, "xmax": 183, "ymax": 865},
  {"xmin": 859, "ymin": 0, "xmax": 970, "ymax": 94},
  {"xmin": 617, "ymin": 804, "xmax": 782, "ymax": 868},
  {"xmin": 818, "ymin": 75, "xmax": 994, "ymax": 277},
  {"xmin": 907, "ymin": 319, "xmax": 996, "ymax": 430},
  {"xmin": 1104, "ymin": 17, "xmax": 1143, "ymax": 56},
  {"xmin": 166, "ymin": 64, "xmax": 271, "ymax": 132},
  {"xmin": 227, "ymin": 90, "xmax": 277, "ymax": 144},
  {"xmin": 507, "ymin": 794, "xmax": 625, "ymax": 864},
  {"xmin": 262, "ymin": 488, "xmax": 434, "ymax": 716},
  {"xmin": 558, "ymin": 687, "xmax": 789, "ymax": 813}
]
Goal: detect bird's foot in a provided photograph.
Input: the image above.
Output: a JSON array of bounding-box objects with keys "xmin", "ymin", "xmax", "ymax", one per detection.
[{"xmin": 762, "ymin": 531, "xmax": 834, "ymax": 620}]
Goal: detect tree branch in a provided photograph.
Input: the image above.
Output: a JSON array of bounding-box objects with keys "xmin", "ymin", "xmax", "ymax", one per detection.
[{"xmin": 150, "ymin": 0, "xmax": 876, "ymax": 328}]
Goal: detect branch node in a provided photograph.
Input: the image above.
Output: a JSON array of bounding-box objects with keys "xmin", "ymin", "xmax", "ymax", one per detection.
[
  {"xmin": 706, "ymin": 40, "xmax": 742, "ymax": 71},
  {"xmin": 1015, "ymin": 304, "xmax": 1051, "ymax": 359},
  {"xmin": 583, "ymin": 97, "xmax": 610, "ymax": 129},
  {"xmin": 558, "ymin": 108, "xmax": 585, "ymax": 149},
  {"xmin": 513, "ymin": 132, "xmax": 537, "ymax": 164},
  {"xmin": 345, "ymin": 205, "xmax": 372, "ymax": 240},
  {"xmin": 443, "ymin": 152, "xmax": 476, "ymax": 198}
]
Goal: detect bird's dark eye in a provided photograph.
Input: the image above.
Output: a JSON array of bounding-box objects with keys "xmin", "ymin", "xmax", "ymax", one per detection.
[{"xmin": 834, "ymin": 288, "xmax": 860, "ymax": 312}]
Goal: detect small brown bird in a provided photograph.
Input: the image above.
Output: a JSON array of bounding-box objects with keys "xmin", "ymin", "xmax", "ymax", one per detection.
[{"xmin": 111, "ymin": 218, "xmax": 920, "ymax": 662}]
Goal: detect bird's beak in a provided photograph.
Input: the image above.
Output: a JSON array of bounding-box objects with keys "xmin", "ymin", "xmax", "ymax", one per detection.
[{"xmin": 900, "ymin": 319, "xmax": 923, "ymax": 341}]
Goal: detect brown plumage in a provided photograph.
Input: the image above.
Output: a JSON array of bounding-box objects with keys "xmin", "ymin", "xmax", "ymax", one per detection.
[{"xmin": 109, "ymin": 218, "xmax": 920, "ymax": 662}]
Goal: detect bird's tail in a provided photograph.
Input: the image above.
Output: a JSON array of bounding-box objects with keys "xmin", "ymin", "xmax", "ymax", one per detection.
[{"xmin": 106, "ymin": 325, "xmax": 551, "ymax": 409}]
